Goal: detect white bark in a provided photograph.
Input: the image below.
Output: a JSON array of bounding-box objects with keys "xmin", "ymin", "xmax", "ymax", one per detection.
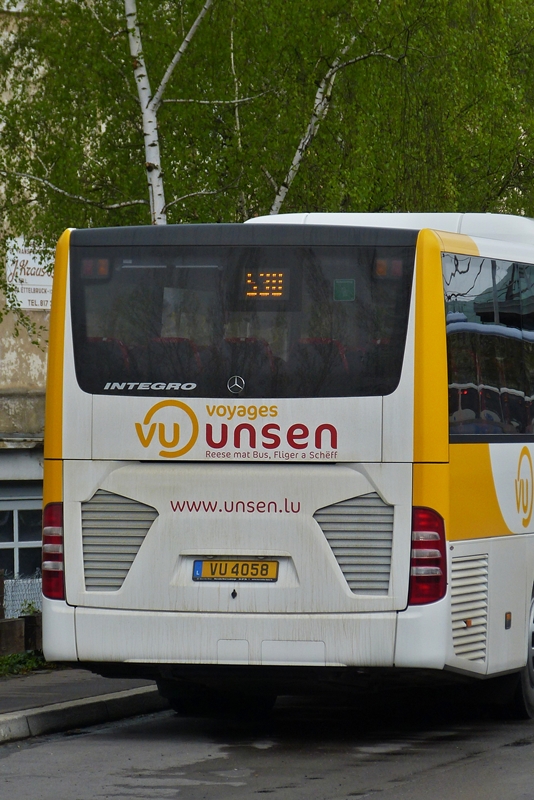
[
  {"xmin": 124, "ymin": 0, "xmax": 214, "ymax": 224},
  {"xmin": 230, "ymin": 18, "xmax": 247, "ymax": 218},
  {"xmin": 230, "ymin": 23, "xmax": 242, "ymax": 152},
  {"xmin": 124, "ymin": 0, "xmax": 167, "ymax": 224}
]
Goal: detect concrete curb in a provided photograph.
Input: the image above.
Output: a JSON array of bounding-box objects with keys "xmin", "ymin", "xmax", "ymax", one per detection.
[{"xmin": 0, "ymin": 685, "xmax": 169, "ymax": 744}]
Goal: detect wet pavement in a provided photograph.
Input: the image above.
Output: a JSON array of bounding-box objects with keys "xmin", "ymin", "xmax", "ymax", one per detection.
[{"xmin": 1, "ymin": 687, "xmax": 534, "ymax": 800}]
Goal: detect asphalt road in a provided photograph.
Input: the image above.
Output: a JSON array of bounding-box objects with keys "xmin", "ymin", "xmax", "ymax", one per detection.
[{"xmin": 2, "ymin": 686, "xmax": 534, "ymax": 800}]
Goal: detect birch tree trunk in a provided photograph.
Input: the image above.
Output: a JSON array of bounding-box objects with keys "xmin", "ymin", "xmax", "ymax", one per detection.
[
  {"xmin": 124, "ymin": 0, "xmax": 215, "ymax": 224},
  {"xmin": 124, "ymin": 0, "xmax": 167, "ymax": 224}
]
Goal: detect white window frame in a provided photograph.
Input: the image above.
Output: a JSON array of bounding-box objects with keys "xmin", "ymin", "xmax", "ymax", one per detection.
[{"xmin": 0, "ymin": 499, "xmax": 42, "ymax": 577}]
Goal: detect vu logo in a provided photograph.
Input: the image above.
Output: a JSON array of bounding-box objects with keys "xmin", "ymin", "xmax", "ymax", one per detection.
[
  {"xmin": 515, "ymin": 446, "xmax": 534, "ymax": 529},
  {"xmin": 135, "ymin": 400, "xmax": 199, "ymax": 458}
]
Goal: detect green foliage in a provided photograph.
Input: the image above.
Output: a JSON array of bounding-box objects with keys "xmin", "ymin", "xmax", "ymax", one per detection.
[
  {"xmin": 19, "ymin": 600, "xmax": 40, "ymax": 616},
  {"xmin": 0, "ymin": 0, "xmax": 533, "ymax": 261},
  {"xmin": 0, "ymin": 650, "xmax": 49, "ymax": 676}
]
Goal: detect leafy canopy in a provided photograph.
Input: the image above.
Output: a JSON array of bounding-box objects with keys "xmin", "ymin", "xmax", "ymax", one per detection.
[{"xmin": 0, "ymin": 0, "xmax": 532, "ymax": 256}]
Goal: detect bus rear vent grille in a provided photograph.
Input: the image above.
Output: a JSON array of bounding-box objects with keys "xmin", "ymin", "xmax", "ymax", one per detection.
[
  {"xmin": 81, "ymin": 490, "xmax": 158, "ymax": 592},
  {"xmin": 451, "ymin": 554, "xmax": 488, "ymax": 662},
  {"xmin": 313, "ymin": 492, "xmax": 394, "ymax": 595}
]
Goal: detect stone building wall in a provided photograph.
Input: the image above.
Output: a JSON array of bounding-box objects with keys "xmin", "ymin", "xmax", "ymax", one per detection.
[{"xmin": 0, "ymin": 310, "xmax": 48, "ymax": 440}]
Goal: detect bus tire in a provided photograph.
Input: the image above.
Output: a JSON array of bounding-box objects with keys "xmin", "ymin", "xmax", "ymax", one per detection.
[
  {"xmin": 157, "ymin": 680, "xmax": 212, "ymax": 716},
  {"xmin": 168, "ymin": 690, "xmax": 211, "ymax": 717},
  {"xmin": 172, "ymin": 691, "xmax": 276, "ymax": 719},
  {"xmin": 510, "ymin": 596, "xmax": 534, "ymax": 719},
  {"xmin": 157, "ymin": 680, "xmax": 276, "ymax": 718}
]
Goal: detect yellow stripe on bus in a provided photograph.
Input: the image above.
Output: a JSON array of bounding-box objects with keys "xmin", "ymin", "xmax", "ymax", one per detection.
[
  {"xmin": 43, "ymin": 459, "xmax": 62, "ymax": 507},
  {"xmin": 433, "ymin": 230, "xmax": 479, "ymax": 257},
  {"xmin": 44, "ymin": 229, "xmax": 71, "ymax": 460},
  {"xmin": 413, "ymin": 229, "xmax": 449, "ymax": 464},
  {"xmin": 413, "ymin": 463, "xmax": 449, "ymax": 526}
]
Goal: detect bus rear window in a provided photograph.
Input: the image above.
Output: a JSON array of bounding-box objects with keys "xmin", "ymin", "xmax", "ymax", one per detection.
[{"xmin": 70, "ymin": 244, "xmax": 414, "ymax": 398}]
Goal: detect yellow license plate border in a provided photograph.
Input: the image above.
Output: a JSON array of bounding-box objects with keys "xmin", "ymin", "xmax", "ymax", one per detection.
[{"xmin": 192, "ymin": 558, "xmax": 279, "ymax": 582}]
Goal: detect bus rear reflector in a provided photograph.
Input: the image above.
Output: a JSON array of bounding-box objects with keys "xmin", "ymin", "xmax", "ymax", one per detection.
[
  {"xmin": 408, "ymin": 507, "xmax": 447, "ymax": 605},
  {"xmin": 42, "ymin": 503, "xmax": 64, "ymax": 600}
]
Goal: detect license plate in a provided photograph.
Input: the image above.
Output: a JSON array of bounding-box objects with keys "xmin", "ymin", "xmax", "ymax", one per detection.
[{"xmin": 192, "ymin": 559, "xmax": 279, "ymax": 582}]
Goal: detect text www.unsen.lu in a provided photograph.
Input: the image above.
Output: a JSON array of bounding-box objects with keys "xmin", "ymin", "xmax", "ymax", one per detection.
[{"xmin": 170, "ymin": 499, "xmax": 301, "ymax": 514}]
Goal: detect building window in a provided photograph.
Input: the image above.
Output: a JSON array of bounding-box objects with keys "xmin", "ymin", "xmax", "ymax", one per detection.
[{"xmin": 0, "ymin": 501, "xmax": 42, "ymax": 577}]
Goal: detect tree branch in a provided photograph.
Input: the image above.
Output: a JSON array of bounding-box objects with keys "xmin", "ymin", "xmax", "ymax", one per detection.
[
  {"xmin": 163, "ymin": 173, "xmax": 242, "ymax": 212},
  {"xmin": 81, "ymin": 0, "xmax": 112, "ymax": 35},
  {"xmin": 261, "ymin": 165, "xmax": 278, "ymax": 191},
  {"xmin": 163, "ymin": 187, "xmax": 226, "ymax": 212},
  {"xmin": 151, "ymin": 0, "xmax": 215, "ymax": 114},
  {"xmin": 163, "ymin": 92, "xmax": 267, "ymax": 105},
  {"xmin": 0, "ymin": 170, "xmax": 148, "ymax": 210},
  {"xmin": 269, "ymin": 45, "xmax": 403, "ymax": 214},
  {"xmin": 333, "ymin": 50, "xmax": 402, "ymax": 73}
]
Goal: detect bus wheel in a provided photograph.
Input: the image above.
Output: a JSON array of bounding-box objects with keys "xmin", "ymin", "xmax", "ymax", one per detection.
[
  {"xmin": 157, "ymin": 680, "xmax": 213, "ymax": 716},
  {"xmin": 157, "ymin": 680, "xmax": 276, "ymax": 718},
  {"xmin": 511, "ymin": 596, "xmax": 534, "ymax": 719},
  {"xmin": 168, "ymin": 689, "xmax": 212, "ymax": 717}
]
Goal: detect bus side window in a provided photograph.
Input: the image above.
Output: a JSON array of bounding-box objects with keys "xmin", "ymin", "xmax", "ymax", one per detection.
[{"xmin": 443, "ymin": 254, "xmax": 530, "ymax": 437}]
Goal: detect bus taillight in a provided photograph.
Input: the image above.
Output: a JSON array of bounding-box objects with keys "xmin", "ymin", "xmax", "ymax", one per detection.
[
  {"xmin": 42, "ymin": 503, "xmax": 64, "ymax": 600},
  {"xmin": 408, "ymin": 507, "xmax": 447, "ymax": 605}
]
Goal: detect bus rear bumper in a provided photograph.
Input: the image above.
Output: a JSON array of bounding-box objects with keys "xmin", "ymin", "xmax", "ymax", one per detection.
[
  {"xmin": 43, "ymin": 600, "xmax": 451, "ymax": 672},
  {"xmin": 45, "ymin": 604, "xmax": 400, "ymax": 668}
]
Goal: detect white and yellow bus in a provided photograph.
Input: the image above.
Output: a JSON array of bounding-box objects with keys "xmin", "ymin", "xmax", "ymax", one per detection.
[{"xmin": 42, "ymin": 213, "xmax": 534, "ymax": 716}]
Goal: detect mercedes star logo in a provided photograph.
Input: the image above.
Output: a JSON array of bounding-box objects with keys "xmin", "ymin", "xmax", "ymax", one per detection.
[{"xmin": 227, "ymin": 375, "xmax": 245, "ymax": 394}]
